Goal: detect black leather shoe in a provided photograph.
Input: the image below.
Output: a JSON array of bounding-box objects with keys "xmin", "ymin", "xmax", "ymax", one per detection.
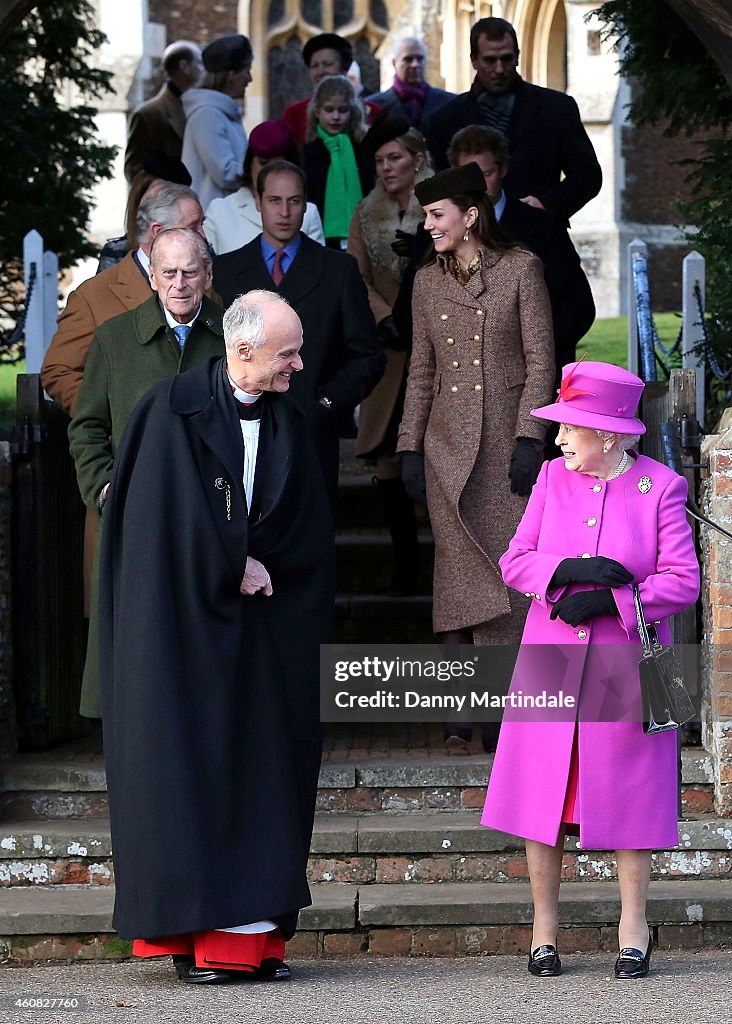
[
  {"xmin": 614, "ymin": 931, "xmax": 653, "ymax": 979},
  {"xmin": 528, "ymin": 944, "xmax": 562, "ymax": 976},
  {"xmin": 173, "ymin": 956, "xmax": 233, "ymax": 985},
  {"xmin": 259, "ymin": 960, "xmax": 291, "ymax": 981}
]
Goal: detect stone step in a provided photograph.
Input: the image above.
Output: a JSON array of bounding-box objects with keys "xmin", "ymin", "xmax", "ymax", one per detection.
[
  {"xmin": 335, "ymin": 531, "xmax": 434, "ymax": 594},
  {"xmin": 1, "ymin": 750, "xmax": 716, "ymax": 820},
  {"xmin": 2, "ymin": 813, "xmax": 730, "ymax": 888},
  {"xmin": 2, "ymin": 881, "xmax": 730, "ymax": 962}
]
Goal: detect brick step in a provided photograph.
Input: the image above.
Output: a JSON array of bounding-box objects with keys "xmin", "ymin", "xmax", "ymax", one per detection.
[
  {"xmin": 2, "ymin": 813, "xmax": 730, "ymax": 888},
  {"xmin": 0, "ymin": 751, "xmax": 716, "ymax": 820},
  {"xmin": 2, "ymin": 881, "xmax": 731, "ymax": 963},
  {"xmin": 335, "ymin": 531, "xmax": 434, "ymax": 594}
]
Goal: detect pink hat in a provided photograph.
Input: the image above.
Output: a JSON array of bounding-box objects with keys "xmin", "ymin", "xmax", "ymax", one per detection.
[
  {"xmin": 531, "ymin": 359, "xmax": 646, "ymax": 435},
  {"xmin": 248, "ymin": 120, "xmax": 296, "ymax": 159}
]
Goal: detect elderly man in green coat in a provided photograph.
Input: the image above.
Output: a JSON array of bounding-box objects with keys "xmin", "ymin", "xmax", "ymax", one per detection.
[{"xmin": 68, "ymin": 227, "xmax": 224, "ymax": 717}]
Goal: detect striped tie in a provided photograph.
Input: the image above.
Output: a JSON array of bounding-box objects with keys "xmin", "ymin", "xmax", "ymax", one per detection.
[{"xmin": 173, "ymin": 324, "xmax": 191, "ymax": 349}]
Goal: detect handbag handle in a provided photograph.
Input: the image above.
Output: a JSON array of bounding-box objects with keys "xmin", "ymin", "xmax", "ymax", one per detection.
[{"xmin": 633, "ymin": 585, "xmax": 661, "ymax": 657}]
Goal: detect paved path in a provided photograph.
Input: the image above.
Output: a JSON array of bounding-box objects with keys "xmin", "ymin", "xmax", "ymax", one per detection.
[{"xmin": 1, "ymin": 952, "xmax": 730, "ymax": 1024}]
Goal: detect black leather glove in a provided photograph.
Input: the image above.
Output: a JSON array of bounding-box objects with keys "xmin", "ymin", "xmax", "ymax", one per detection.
[
  {"xmin": 552, "ymin": 556, "xmax": 633, "ymax": 589},
  {"xmin": 509, "ymin": 437, "xmax": 545, "ymax": 496},
  {"xmin": 549, "ymin": 589, "xmax": 618, "ymax": 627},
  {"xmin": 391, "ymin": 229, "xmax": 416, "ymax": 258},
  {"xmin": 400, "ymin": 451, "xmax": 427, "ymax": 506},
  {"xmin": 378, "ymin": 315, "xmax": 403, "ymax": 349}
]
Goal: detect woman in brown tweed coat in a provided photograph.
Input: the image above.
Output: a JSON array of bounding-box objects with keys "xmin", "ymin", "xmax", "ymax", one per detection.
[{"xmin": 396, "ymin": 162, "xmax": 555, "ymax": 750}]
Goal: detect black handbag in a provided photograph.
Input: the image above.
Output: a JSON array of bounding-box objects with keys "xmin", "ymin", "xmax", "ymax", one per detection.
[{"xmin": 634, "ymin": 585, "xmax": 695, "ymax": 735}]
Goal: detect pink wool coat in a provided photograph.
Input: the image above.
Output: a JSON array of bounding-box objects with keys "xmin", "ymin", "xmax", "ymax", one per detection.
[{"xmin": 481, "ymin": 452, "xmax": 700, "ymax": 850}]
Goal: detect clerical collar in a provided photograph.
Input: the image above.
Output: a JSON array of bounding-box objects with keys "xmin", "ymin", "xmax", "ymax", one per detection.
[
  {"xmin": 228, "ymin": 374, "xmax": 262, "ymax": 404},
  {"xmin": 162, "ymin": 302, "xmax": 202, "ymax": 331}
]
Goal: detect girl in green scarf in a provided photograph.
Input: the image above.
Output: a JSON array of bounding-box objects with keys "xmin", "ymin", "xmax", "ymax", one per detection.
[{"xmin": 303, "ymin": 75, "xmax": 374, "ymax": 249}]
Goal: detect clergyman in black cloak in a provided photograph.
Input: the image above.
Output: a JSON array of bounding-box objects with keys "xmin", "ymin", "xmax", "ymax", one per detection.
[{"xmin": 99, "ymin": 290, "xmax": 334, "ymax": 984}]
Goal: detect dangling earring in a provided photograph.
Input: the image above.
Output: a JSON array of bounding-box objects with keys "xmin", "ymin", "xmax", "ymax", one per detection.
[
  {"xmin": 603, "ymin": 444, "xmax": 610, "ymax": 453},
  {"xmin": 463, "ymin": 228, "xmax": 470, "ymax": 243}
]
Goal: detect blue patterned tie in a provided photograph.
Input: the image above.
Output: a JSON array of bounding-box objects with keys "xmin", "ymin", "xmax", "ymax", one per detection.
[{"xmin": 173, "ymin": 324, "xmax": 191, "ymax": 349}]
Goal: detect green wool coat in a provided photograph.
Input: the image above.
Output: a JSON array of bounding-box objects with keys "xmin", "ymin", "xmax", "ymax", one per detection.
[{"xmin": 68, "ymin": 293, "xmax": 225, "ymax": 717}]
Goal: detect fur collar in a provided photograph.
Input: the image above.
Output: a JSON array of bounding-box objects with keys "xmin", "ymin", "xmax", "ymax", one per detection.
[{"xmin": 355, "ymin": 169, "xmax": 429, "ymax": 283}]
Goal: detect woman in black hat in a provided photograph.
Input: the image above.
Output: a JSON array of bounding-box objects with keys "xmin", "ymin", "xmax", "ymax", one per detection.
[
  {"xmin": 181, "ymin": 34, "xmax": 253, "ymax": 209},
  {"xmin": 348, "ymin": 116, "xmax": 431, "ymax": 593},
  {"xmin": 396, "ymin": 163, "xmax": 555, "ymax": 751}
]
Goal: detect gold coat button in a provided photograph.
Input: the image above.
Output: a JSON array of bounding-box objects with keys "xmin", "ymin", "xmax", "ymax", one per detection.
[
  {"xmin": 474, "ymin": 384, "xmax": 482, "ymax": 391},
  {"xmin": 473, "ymin": 359, "xmax": 480, "ymax": 366},
  {"xmin": 577, "ymin": 629, "xmax": 587, "ymax": 640},
  {"xmin": 581, "ymin": 552, "xmax": 591, "ymax": 558},
  {"xmin": 473, "ymin": 335, "xmax": 480, "ymax": 341},
  {"xmin": 441, "ymin": 314, "xmax": 448, "ymax": 321},
  {"xmin": 593, "ymin": 483, "xmax": 602, "ymax": 493},
  {"xmin": 476, "ymin": 309, "xmax": 483, "ymax": 316},
  {"xmin": 525, "ymin": 592, "xmax": 531, "ymax": 598},
  {"xmin": 452, "ymin": 361, "xmax": 459, "ymax": 368},
  {"xmin": 587, "ymin": 517, "xmax": 597, "ymax": 527},
  {"xmin": 450, "ymin": 385, "xmax": 458, "ymax": 393},
  {"xmin": 447, "ymin": 338, "xmax": 455, "ymax": 346}
]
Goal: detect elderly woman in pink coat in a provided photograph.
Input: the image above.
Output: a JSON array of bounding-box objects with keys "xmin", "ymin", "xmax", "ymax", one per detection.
[{"xmin": 482, "ymin": 359, "xmax": 699, "ymax": 980}]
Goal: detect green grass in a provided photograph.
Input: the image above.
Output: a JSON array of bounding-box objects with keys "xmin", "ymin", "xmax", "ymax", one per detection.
[
  {"xmin": 582, "ymin": 312, "xmax": 682, "ymax": 369},
  {"xmin": 0, "ymin": 358, "xmax": 24, "ymax": 427}
]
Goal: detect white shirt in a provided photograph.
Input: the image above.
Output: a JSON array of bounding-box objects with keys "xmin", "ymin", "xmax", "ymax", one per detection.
[{"xmin": 229, "ymin": 375, "xmax": 262, "ymax": 511}]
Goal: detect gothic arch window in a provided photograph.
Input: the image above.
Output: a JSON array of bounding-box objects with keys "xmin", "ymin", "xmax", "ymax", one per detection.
[
  {"xmin": 247, "ymin": 0, "xmax": 388, "ymax": 119},
  {"xmin": 509, "ymin": 0, "xmax": 568, "ymax": 92}
]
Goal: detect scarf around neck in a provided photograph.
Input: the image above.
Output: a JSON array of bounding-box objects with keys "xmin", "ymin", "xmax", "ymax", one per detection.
[{"xmin": 316, "ymin": 123, "xmax": 363, "ymax": 239}]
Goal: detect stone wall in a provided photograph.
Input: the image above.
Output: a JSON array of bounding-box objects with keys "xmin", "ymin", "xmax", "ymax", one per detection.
[
  {"xmin": 700, "ymin": 413, "xmax": 732, "ymax": 816},
  {"xmin": 0, "ymin": 442, "xmax": 17, "ymax": 760}
]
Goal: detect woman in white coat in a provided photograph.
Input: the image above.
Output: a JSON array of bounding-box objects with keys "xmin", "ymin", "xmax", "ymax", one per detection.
[
  {"xmin": 182, "ymin": 34, "xmax": 252, "ymax": 210},
  {"xmin": 204, "ymin": 120, "xmax": 324, "ymax": 254}
]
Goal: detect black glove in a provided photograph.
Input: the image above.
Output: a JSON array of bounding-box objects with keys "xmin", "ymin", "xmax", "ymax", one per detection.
[
  {"xmin": 378, "ymin": 315, "xmax": 403, "ymax": 349},
  {"xmin": 549, "ymin": 589, "xmax": 617, "ymax": 627},
  {"xmin": 391, "ymin": 229, "xmax": 416, "ymax": 258},
  {"xmin": 509, "ymin": 437, "xmax": 545, "ymax": 496},
  {"xmin": 552, "ymin": 556, "xmax": 633, "ymax": 589},
  {"xmin": 400, "ymin": 451, "xmax": 427, "ymax": 506}
]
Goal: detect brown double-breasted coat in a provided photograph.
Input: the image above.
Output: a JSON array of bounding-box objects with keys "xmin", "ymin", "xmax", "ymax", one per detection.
[{"xmin": 396, "ymin": 246, "xmax": 555, "ymax": 641}]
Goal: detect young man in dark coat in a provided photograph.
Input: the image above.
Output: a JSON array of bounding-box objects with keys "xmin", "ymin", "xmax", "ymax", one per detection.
[
  {"xmin": 426, "ymin": 17, "xmax": 602, "ymax": 222},
  {"xmin": 213, "ymin": 160, "xmax": 384, "ymax": 501},
  {"xmin": 99, "ymin": 290, "xmax": 334, "ymax": 983}
]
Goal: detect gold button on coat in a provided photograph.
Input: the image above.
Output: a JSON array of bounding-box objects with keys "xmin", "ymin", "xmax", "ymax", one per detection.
[
  {"xmin": 441, "ymin": 314, "xmax": 448, "ymax": 321},
  {"xmin": 452, "ymin": 361, "xmax": 459, "ymax": 368},
  {"xmin": 577, "ymin": 629, "xmax": 587, "ymax": 640},
  {"xmin": 581, "ymin": 552, "xmax": 591, "ymax": 558},
  {"xmin": 474, "ymin": 335, "xmax": 480, "ymax": 341},
  {"xmin": 593, "ymin": 484, "xmax": 602, "ymax": 493},
  {"xmin": 587, "ymin": 517, "xmax": 597, "ymax": 527},
  {"xmin": 447, "ymin": 338, "xmax": 455, "ymax": 346},
  {"xmin": 450, "ymin": 385, "xmax": 458, "ymax": 393},
  {"xmin": 473, "ymin": 359, "xmax": 480, "ymax": 366},
  {"xmin": 474, "ymin": 384, "xmax": 482, "ymax": 391}
]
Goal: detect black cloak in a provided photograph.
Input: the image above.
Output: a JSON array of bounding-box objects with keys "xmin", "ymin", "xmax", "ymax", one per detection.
[{"xmin": 99, "ymin": 357, "xmax": 334, "ymax": 940}]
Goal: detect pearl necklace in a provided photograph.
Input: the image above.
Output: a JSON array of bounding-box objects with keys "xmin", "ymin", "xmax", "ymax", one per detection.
[{"xmin": 607, "ymin": 450, "xmax": 630, "ymax": 481}]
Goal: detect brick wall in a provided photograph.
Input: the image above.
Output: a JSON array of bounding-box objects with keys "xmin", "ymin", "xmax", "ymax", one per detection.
[
  {"xmin": 700, "ymin": 414, "xmax": 732, "ymax": 816},
  {"xmin": 147, "ymin": 0, "xmax": 238, "ymax": 52}
]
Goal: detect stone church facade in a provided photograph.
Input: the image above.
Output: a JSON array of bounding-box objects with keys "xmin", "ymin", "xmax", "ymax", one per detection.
[{"xmin": 88, "ymin": 0, "xmax": 698, "ymax": 316}]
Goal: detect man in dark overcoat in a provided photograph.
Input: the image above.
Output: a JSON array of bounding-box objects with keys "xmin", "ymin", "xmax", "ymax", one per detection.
[
  {"xmin": 99, "ymin": 290, "xmax": 334, "ymax": 984},
  {"xmin": 365, "ymin": 36, "xmax": 454, "ymax": 134},
  {"xmin": 213, "ymin": 160, "xmax": 384, "ymax": 500},
  {"xmin": 426, "ymin": 17, "xmax": 602, "ymax": 222}
]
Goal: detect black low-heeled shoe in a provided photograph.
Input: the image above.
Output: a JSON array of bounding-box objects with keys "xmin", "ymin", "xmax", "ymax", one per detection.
[
  {"xmin": 172, "ymin": 955, "xmax": 233, "ymax": 985},
  {"xmin": 528, "ymin": 943, "xmax": 562, "ymax": 977},
  {"xmin": 614, "ymin": 930, "xmax": 653, "ymax": 979}
]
